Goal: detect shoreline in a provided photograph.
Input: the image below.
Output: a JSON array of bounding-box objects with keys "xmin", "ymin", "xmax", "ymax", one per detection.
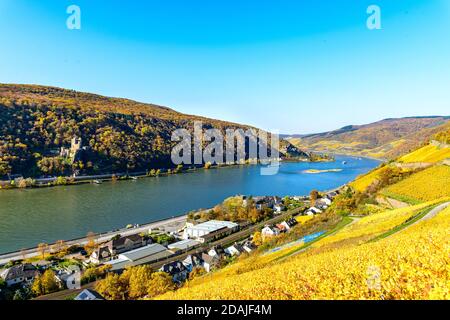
[
  {"xmin": 0, "ymin": 154, "xmax": 379, "ymax": 258},
  {"xmin": 0, "ymin": 154, "xmax": 379, "ymax": 192},
  {"xmin": 0, "ymin": 214, "xmax": 188, "ymax": 265}
]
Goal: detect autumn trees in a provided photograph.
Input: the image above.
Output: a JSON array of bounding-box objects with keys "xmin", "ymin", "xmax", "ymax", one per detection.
[
  {"xmin": 191, "ymin": 196, "xmax": 271, "ymax": 224},
  {"xmin": 95, "ymin": 265, "xmax": 175, "ymax": 300},
  {"xmin": 0, "ymin": 84, "xmax": 256, "ymax": 178},
  {"xmin": 31, "ymin": 270, "xmax": 60, "ymax": 296}
]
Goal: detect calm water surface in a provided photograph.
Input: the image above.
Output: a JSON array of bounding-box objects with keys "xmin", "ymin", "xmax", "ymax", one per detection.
[{"xmin": 0, "ymin": 155, "xmax": 379, "ymax": 253}]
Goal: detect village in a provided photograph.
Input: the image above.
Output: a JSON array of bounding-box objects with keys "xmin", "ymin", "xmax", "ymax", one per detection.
[{"xmin": 0, "ymin": 191, "xmax": 339, "ymax": 300}]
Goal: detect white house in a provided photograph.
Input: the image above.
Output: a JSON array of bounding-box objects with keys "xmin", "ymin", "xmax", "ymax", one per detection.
[
  {"xmin": 261, "ymin": 226, "xmax": 280, "ymax": 237},
  {"xmin": 309, "ymin": 207, "xmax": 323, "ymax": 214},
  {"xmin": 320, "ymin": 198, "xmax": 332, "ymax": 206},
  {"xmin": 0, "ymin": 264, "xmax": 39, "ymax": 287},
  {"xmin": 201, "ymin": 253, "xmax": 220, "ymax": 273},
  {"xmin": 224, "ymin": 244, "xmax": 244, "ymax": 257},
  {"xmin": 242, "ymin": 241, "xmax": 256, "ymax": 253}
]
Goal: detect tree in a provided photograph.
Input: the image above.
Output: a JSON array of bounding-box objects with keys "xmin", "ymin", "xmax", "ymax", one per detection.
[
  {"xmin": 188, "ymin": 267, "xmax": 207, "ymax": 281},
  {"xmin": 37, "ymin": 243, "xmax": 48, "ymax": 259},
  {"xmin": 146, "ymin": 272, "xmax": 175, "ymax": 299},
  {"xmin": 95, "ymin": 273, "xmax": 128, "ymax": 300},
  {"xmin": 81, "ymin": 265, "xmax": 111, "ymax": 285},
  {"xmin": 0, "ymin": 161, "xmax": 11, "ymax": 177},
  {"xmin": 32, "ymin": 270, "xmax": 59, "ymax": 296},
  {"xmin": 84, "ymin": 232, "xmax": 97, "ymax": 254},
  {"xmin": 126, "ymin": 265, "xmax": 153, "ymax": 299},
  {"xmin": 52, "ymin": 240, "xmax": 67, "ymax": 256},
  {"xmin": 252, "ymin": 231, "xmax": 263, "ymax": 246},
  {"xmin": 310, "ymin": 190, "xmax": 319, "ymax": 206},
  {"xmin": 41, "ymin": 270, "xmax": 59, "ymax": 294}
]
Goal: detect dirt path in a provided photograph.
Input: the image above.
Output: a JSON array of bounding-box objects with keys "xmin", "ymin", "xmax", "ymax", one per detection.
[{"xmin": 376, "ymin": 196, "xmax": 409, "ymax": 209}]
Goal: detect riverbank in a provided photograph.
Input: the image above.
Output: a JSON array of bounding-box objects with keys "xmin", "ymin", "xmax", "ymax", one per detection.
[
  {"xmin": 0, "ymin": 155, "xmax": 380, "ymax": 253},
  {"xmin": 0, "ymin": 161, "xmax": 264, "ymax": 191},
  {"xmin": 0, "ymin": 157, "xmax": 340, "ymax": 191},
  {"xmin": 0, "ymin": 214, "xmax": 187, "ymax": 265}
]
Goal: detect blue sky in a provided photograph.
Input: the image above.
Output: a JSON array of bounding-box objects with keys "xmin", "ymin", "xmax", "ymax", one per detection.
[{"xmin": 0, "ymin": 0, "xmax": 449, "ymax": 134}]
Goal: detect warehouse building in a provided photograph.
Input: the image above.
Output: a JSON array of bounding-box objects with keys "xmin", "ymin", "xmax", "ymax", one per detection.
[
  {"xmin": 182, "ymin": 220, "xmax": 239, "ymax": 240},
  {"xmin": 168, "ymin": 239, "xmax": 201, "ymax": 251},
  {"xmin": 106, "ymin": 243, "xmax": 173, "ymax": 271}
]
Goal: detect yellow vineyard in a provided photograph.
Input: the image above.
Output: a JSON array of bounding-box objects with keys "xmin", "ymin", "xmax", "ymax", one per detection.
[
  {"xmin": 157, "ymin": 200, "xmax": 450, "ymax": 300},
  {"xmin": 398, "ymin": 144, "xmax": 450, "ymax": 163},
  {"xmin": 350, "ymin": 167, "xmax": 384, "ymax": 192},
  {"xmin": 383, "ymin": 165, "xmax": 450, "ymax": 202},
  {"xmin": 312, "ymin": 199, "xmax": 445, "ymax": 248}
]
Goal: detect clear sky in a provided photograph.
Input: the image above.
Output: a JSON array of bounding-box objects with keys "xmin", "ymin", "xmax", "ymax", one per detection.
[{"xmin": 0, "ymin": 0, "xmax": 449, "ymax": 134}]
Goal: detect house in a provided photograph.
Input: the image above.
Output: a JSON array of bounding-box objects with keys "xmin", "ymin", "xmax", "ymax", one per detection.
[
  {"xmin": 182, "ymin": 254, "xmax": 203, "ymax": 272},
  {"xmin": 107, "ymin": 234, "xmax": 148, "ymax": 255},
  {"xmin": 261, "ymin": 226, "xmax": 281, "ymax": 237},
  {"xmin": 75, "ymin": 289, "xmax": 105, "ymax": 301},
  {"xmin": 160, "ymin": 261, "xmax": 189, "ymax": 283},
  {"xmin": 319, "ymin": 198, "xmax": 332, "ymax": 206},
  {"xmin": 308, "ymin": 207, "xmax": 323, "ymax": 214},
  {"xmin": 242, "ymin": 241, "xmax": 257, "ymax": 253},
  {"xmin": 208, "ymin": 246, "xmax": 226, "ymax": 259},
  {"xmin": 0, "ymin": 264, "xmax": 39, "ymax": 287},
  {"xmin": 274, "ymin": 204, "xmax": 286, "ymax": 213},
  {"xmin": 272, "ymin": 196, "xmax": 283, "ymax": 206},
  {"xmin": 224, "ymin": 243, "xmax": 245, "ymax": 256},
  {"xmin": 305, "ymin": 210, "xmax": 315, "ymax": 216},
  {"xmin": 201, "ymin": 253, "xmax": 220, "ymax": 273},
  {"xmin": 285, "ymin": 218, "xmax": 298, "ymax": 229},
  {"xmin": 90, "ymin": 246, "xmax": 113, "ymax": 265},
  {"xmin": 276, "ymin": 223, "xmax": 288, "ymax": 232},
  {"xmin": 325, "ymin": 191, "xmax": 339, "ymax": 199}
]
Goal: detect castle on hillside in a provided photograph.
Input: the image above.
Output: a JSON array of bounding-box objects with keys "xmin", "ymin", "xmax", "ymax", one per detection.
[{"xmin": 60, "ymin": 136, "xmax": 84, "ymax": 163}]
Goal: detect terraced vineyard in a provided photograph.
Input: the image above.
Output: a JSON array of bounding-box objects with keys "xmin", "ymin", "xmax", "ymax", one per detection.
[
  {"xmin": 350, "ymin": 167, "xmax": 385, "ymax": 192},
  {"xmin": 398, "ymin": 144, "xmax": 450, "ymax": 163},
  {"xmin": 383, "ymin": 165, "xmax": 450, "ymax": 202},
  {"xmin": 156, "ymin": 199, "xmax": 450, "ymax": 300}
]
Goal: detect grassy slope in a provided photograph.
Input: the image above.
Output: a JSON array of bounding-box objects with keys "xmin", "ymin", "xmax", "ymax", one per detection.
[{"xmin": 157, "ymin": 199, "xmax": 450, "ymax": 300}]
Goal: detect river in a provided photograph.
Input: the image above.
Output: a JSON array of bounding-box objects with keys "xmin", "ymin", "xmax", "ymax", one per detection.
[{"xmin": 0, "ymin": 155, "xmax": 379, "ymax": 253}]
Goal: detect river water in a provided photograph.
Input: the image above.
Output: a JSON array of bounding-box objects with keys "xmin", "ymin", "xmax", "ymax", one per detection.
[{"xmin": 0, "ymin": 155, "xmax": 379, "ymax": 253}]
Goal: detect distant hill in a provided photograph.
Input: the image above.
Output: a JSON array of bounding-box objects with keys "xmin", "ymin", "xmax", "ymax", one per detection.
[
  {"xmin": 287, "ymin": 116, "xmax": 450, "ymax": 159},
  {"xmin": 0, "ymin": 84, "xmax": 305, "ymax": 178}
]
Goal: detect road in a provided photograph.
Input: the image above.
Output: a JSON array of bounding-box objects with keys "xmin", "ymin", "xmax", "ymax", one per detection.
[
  {"xmin": 392, "ymin": 201, "xmax": 450, "ymax": 236},
  {"xmin": 34, "ymin": 208, "xmax": 301, "ymax": 300},
  {"xmin": 0, "ymin": 215, "xmax": 187, "ymax": 266}
]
